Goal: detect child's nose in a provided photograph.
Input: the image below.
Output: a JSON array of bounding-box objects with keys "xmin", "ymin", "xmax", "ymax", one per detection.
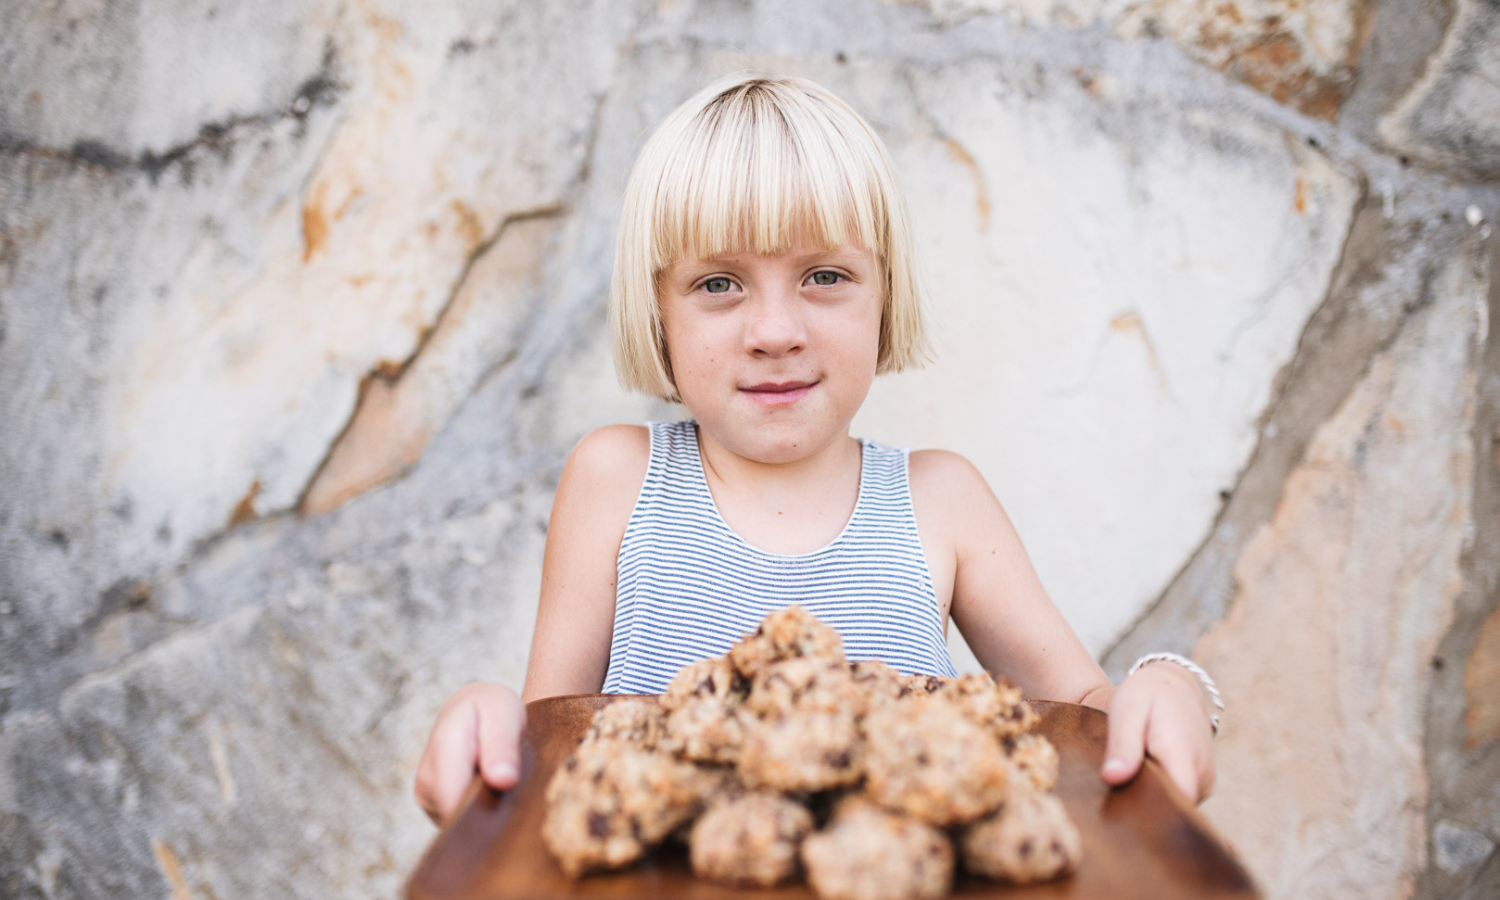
[{"xmin": 743, "ymin": 289, "xmax": 807, "ymax": 357}]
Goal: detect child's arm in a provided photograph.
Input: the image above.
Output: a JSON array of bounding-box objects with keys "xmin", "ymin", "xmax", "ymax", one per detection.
[
  {"xmin": 413, "ymin": 426, "xmax": 649, "ymax": 824},
  {"xmin": 910, "ymin": 450, "xmax": 1217, "ymax": 802}
]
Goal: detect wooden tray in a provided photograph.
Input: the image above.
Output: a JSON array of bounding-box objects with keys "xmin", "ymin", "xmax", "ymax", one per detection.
[{"xmin": 407, "ymin": 695, "xmax": 1259, "ymax": 900}]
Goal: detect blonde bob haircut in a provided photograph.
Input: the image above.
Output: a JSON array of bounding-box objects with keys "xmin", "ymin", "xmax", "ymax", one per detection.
[{"xmin": 610, "ymin": 73, "xmax": 931, "ymax": 401}]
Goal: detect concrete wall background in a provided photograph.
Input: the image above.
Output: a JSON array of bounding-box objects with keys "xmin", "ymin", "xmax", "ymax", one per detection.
[{"xmin": 1, "ymin": 0, "xmax": 1498, "ymax": 897}]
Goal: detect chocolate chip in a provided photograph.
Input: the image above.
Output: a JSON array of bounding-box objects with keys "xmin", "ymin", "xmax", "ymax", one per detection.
[
  {"xmin": 916, "ymin": 752, "xmax": 931, "ymax": 766},
  {"xmin": 1050, "ymin": 840, "xmax": 1063, "ymax": 856},
  {"xmin": 588, "ymin": 813, "xmax": 611, "ymax": 837},
  {"xmin": 824, "ymin": 750, "xmax": 853, "ymax": 769},
  {"xmin": 1020, "ymin": 840, "xmax": 1033, "ymax": 858}
]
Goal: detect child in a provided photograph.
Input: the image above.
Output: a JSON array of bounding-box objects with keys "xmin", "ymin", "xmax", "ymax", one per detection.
[{"xmin": 414, "ymin": 74, "xmax": 1220, "ymax": 825}]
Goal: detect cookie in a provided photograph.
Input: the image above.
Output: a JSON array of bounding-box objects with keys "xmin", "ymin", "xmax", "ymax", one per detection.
[
  {"xmin": 729, "ymin": 605, "xmax": 845, "ymax": 677},
  {"xmin": 739, "ymin": 707, "xmax": 864, "ymax": 792},
  {"xmin": 662, "ymin": 656, "xmax": 746, "ymax": 711},
  {"xmin": 582, "ymin": 696, "xmax": 667, "ymax": 748},
  {"xmin": 802, "ymin": 796, "xmax": 954, "ymax": 900},
  {"xmin": 862, "ymin": 695, "xmax": 1010, "ymax": 826},
  {"xmin": 959, "ymin": 790, "xmax": 1082, "ymax": 884},
  {"xmin": 900, "ymin": 672, "xmax": 950, "ymax": 696},
  {"xmin": 542, "ymin": 737, "xmax": 726, "ymax": 877},
  {"xmin": 931, "ymin": 672, "xmax": 1037, "ymax": 739},
  {"xmin": 660, "ymin": 657, "xmax": 749, "ymax": 764},
  {"xmin": 1004, "ymin": 733, "xmax": 1060, "ymax": 792},
  {"xmin": 748, "ymin": 657, "xmax": 868, "ymax": 716},
  {"xmin": 735, "ymin": 656, "xmax": 868, "ymax": 791},
  {"xmin": 848, "ymin": 659, "xmax": 911, "ymax": 702},
  {"xmin": 690, "ymin": 791, "xmax": 814, "ymax": 887}
]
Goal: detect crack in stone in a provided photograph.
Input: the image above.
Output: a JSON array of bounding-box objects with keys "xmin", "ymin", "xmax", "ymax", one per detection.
[
  {"xmin": 1099, "ymin": 185, "xmax": 1398, "ymax": 669},
  {"xmin": 293, "ymin": 201, "xmax": 567, "ymax": 515},
  {"xmin": 1100, "ymin": 189, "xmax": 1473, "ymax": 677},
  {"xmin": 1414, "ymin": 232, "xmax": 1500, "ymax": 899},
  {"xmin": 0, "ymin": 41, "xmax": 342, "ymax": 184}
]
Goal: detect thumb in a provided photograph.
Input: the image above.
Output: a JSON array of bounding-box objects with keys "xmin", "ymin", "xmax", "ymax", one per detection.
[
  {"xmin": 1101, "ymin": 691, "xmax": 1148, "ymax": 786},
  {"xmin": 476, "ymin": 685, "xmax": 526, "ymax": 790}
]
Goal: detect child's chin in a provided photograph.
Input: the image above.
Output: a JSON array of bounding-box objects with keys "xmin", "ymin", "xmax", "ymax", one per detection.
[{"xmin": 739, "ymin": 429, "xmax": 844, "ymax": 465}]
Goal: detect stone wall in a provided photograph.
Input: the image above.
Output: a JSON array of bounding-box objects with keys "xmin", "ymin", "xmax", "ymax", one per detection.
[{"xmin": 1, "ymin": 1, "xmax": 1497, "ymax": 897}]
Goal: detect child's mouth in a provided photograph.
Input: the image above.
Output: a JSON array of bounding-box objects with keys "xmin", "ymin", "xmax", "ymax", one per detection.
[{"xmin": 741, "ymin": 380, "xmax": 817, "ymax": 407}]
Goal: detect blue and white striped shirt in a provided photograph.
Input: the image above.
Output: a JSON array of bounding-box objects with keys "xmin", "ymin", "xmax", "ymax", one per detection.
[{"xmin": 602, "ymin": 419, "xmax": 956, "ymax": 694}]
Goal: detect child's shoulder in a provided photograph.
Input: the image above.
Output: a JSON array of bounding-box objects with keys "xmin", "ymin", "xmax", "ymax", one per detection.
[
  {"xmin": 552, "ymin": 425, "xmax": 653, "ymax": 535},
  {"xmin": 907, "ymin": 448, "xmax": 1000, "ymax": 533},
  {"xmin": 907, "ymin": 448, "xmax": 989, "ymax": 497},
  {"xmin": 566, "ymin": 425, "xmax": 651, "ymax": 481}
]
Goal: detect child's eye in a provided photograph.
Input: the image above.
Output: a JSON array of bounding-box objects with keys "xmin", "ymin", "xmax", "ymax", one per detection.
[
  {"xmin": 810, "ymin": 271, "xmax": 841, "ymax": 286},
  {"xmin": 704, "ymin": 277, "xmax": 734, "ymax": 294}
]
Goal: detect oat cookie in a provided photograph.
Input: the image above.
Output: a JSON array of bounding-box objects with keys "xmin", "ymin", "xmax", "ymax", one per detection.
[
  {"xmin": 581, "ymin": 697, "xmax": 667, "ymax": 748},
  {"xmin": 931, "ymin": 672, "xmax": 1037, "ymax": 738},
  {"xmin": 748, "ymin": 657, "xmax": 867, "ymax": 716},
  {"xmin": 736, "ymin": 656, "xmax": 868, "ymax": 791},
  {"xmin": 690, "ymin": 791, "xmax": 814, "ymax": 886},
  {"xmin": 862, "ymin": 695, "xmax": 1010, "ymax": 826},
  {"xmin": 662, "ymin": 656, "xmax": 746, "ymax": 710},
  {"xmin": 802, "ymin": 796, "xmax": 954, "ymax": 900},
  {"xmin": 542, "ymin": 737, "xmax": 725, "ymax": 877},
  {"xmin": 900, "ymin": 672, "xmax": 949, "ymax": 695},
  {"xmin": 729, "ymin": 605, "xmax": 845, "ymax": 677},
  {"xmin": 960, "ymin": 791, "xmax": 1082, "ymax": 884},
  {"xmin": 847, "ymin": 659, "xmax": 910, "ymax": 702},
  {"xmin": 739, "ymin": 708, "xmax": 864, "ymax": 792},
  {"xmin": 660, "ymin": 657, "xmax": 748, "ymax": 763},
  {"xmin": 1004, "ymin": 733, "xmax": 1060, "ymax": 792}
]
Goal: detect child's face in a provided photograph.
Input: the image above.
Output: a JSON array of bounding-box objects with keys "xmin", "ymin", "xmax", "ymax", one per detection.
[{"xmin": 660, "ymin": 241, "xmax": 883, "ymax": 465}]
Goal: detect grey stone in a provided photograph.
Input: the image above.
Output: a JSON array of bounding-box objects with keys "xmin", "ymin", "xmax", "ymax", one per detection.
[
  {"xmin": 1381, "ymin": 0, "xmax": 1500, "ymax": 181},
  {"xmin": 1434, "ymin": 821, "xmax": 1496, "ymax": 874},
  {"xmin": 0, "ymin": 0, "xmax": 340, "ymax": 157}
]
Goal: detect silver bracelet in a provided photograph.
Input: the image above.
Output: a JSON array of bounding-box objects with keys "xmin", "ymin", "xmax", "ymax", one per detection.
[{"xmin": 1128, "ymin": 652, "xmax": 1224, "ymax": 737}]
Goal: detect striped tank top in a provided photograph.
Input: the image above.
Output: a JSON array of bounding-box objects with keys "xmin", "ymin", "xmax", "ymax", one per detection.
[{"xmin": 602, "ymin": 419, "xmax": 957, "ymax": 694}]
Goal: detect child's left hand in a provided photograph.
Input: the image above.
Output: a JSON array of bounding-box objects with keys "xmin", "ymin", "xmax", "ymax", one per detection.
[{"xmin": 1098, "ymin": 661, "xmax": 1217, "ymax": 803}]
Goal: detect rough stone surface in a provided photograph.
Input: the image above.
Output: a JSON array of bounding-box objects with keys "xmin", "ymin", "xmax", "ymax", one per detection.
[
  {"xmin": 1193, "ymin": 231, "xmax": 1486, "ymax": 897},
  {"xmin": 1413, "ymin": 234, "xmax": 1500, "ymax": 900},
  {"xmin": 893, "ymin": 0, "xmax": 1370, "ymax": 119},
  {"xmin": 1380, "ymin": 0, "xmax": 1500, "ymax": 181},
  {"xmin": 4, "ymin": 1, "xmax": 1500, "ymax": 899},
  {"xmin": 1434, "ymin": 821, "xmax": 1496, "ymax": 875},
  {"xmin": 1464, "ymin": 603, "xmax": 1500, "ymax": 750},
  {"xmin": 855, "ymin": 51, "xmax": 1358, "ymax": 656}
]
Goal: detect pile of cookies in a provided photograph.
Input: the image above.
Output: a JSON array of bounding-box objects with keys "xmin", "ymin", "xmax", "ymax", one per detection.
[{"xmin": 542, "ymin": 606, "xmax": 1081, "ymax": 900}]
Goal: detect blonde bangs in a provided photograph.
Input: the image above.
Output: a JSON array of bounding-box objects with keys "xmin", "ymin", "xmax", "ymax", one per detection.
[
  {"xmin": 611, "ymin": 74, "xmax": 931, "ymax": 401},
  {"xmin": 649, "ymin": 84, "xmax": 885, "ymax": 269}
]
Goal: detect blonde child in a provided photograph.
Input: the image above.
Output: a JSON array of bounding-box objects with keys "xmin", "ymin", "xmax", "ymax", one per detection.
[{"xmin": 415, "ymin": 74, "xmax": 1219, "ymax": 824}]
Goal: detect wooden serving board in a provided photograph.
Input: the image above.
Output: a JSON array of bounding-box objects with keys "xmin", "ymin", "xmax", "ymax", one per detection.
[{"xmin": 407, "ymin": 695, "xmax": 1259, "ymax": 900}]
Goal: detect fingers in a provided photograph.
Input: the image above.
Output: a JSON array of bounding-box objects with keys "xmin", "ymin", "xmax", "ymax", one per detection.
[
  {"xmin": 415, "ymin": 694, "xmax": 481, "ymax": 825},
  {"xmin": 1101, "ymin": 689, "xmax": 1148, "ymax": 786},
  {"xmin": 1149, "ymin": 730, "xmax": 1202, "ymax": 803},
  {"xmin": 476, "ymin": 685, "xmax": 526, "ymax": 790},
  {"xmin": 414, "ymin": 683, "xmax": 528, "ymax": 827}
]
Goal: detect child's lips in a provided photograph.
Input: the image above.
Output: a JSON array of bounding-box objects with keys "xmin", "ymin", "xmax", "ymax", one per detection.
[{"xmin": 740, "ymin": 380, "xmax": 817, "ymax": 407}]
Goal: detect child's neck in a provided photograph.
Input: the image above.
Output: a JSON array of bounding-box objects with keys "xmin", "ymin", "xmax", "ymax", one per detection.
[{"xmin": 695, "ymin": 428, "xmax": 863, "ymax": 556}]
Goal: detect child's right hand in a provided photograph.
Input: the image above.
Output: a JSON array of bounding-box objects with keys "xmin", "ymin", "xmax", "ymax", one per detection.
[{"xmin": 413, "ymin": 682, "xmax": 526, "ymax": 826}]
